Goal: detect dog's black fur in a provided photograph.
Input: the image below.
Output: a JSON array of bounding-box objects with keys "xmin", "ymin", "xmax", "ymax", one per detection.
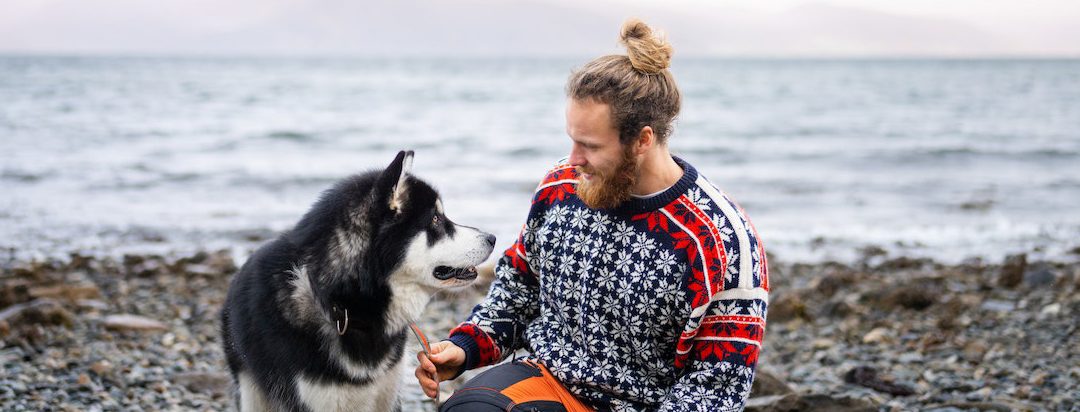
[{"xmin": 221, "ymin": 151, "xmax": 493, "ymax": 411}]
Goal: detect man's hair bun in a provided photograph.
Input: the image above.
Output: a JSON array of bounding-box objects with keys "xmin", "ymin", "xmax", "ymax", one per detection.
[{"xmin": 619, "ymin": 18, "xmax": 673, "ymax": 74}]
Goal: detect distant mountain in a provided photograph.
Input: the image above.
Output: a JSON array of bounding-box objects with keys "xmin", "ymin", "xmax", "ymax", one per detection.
[{"xmin": 0, "ymin": 0, "xmax": 1076, "ymax": 57}]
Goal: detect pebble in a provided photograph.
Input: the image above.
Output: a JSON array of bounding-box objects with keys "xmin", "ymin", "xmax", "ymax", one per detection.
[
  {"xmin": 862, "ymin": 327, "xmax": 892, "ymax": 344},
  {"xmin": 962, "ymin": 341, "xmax": 988, "ymax": 363},
  {"xmin": 980, "ymin": 299, "xmax": 1013, "ymax": 312},
  {"xmin": 90, "ymin": 360, "xmax": 112, "ymax": 375},
  {"xmin": 1039, "ymin": 303, "xmax": 1061, "ymax": 316},
  {"xmin": 102, "ymin": 314, "xmax": 168, "ymax": 332}
]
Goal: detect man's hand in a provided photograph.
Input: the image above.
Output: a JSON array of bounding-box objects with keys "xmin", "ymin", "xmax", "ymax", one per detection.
[{"xmin": 415, "ymin": 340, "xmax": 466, "ymax": 399}]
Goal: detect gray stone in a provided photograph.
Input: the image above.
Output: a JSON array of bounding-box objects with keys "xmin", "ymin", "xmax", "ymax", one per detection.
[{"xmin": 1022, "ymin": 264, "xmax": 1057, "ymax": 288}]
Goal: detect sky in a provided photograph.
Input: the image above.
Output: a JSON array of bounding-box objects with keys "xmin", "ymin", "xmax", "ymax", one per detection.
[{"xmin": 1, "ymin": 0, "xmax": 1078, "ymax": 57}]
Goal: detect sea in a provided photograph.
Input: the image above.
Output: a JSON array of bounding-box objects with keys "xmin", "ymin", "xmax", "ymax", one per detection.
[{"xmin": 2, "ymin": 56, "xmax": 1079, "ymax": 265}]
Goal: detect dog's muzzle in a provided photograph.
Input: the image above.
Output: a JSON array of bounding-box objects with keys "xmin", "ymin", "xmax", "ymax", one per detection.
[{"xmin": 433, "ymin": 266, "xmax": 478, "ymax": 281}]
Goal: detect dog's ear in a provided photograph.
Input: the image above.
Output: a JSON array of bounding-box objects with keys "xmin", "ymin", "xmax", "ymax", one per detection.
[{"xmin": 376, "ymin": 150, "xmax": 414, "ymax": 213}]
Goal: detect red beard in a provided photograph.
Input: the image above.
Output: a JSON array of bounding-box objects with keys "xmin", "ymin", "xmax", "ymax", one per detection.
[{"xmin": 576, "ymin": 143, "xmax": 638, "ymax": 210}]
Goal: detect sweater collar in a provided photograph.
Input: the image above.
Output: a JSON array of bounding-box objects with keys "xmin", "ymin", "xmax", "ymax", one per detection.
[{"xmin": 607, "ymin": 156, "xmax": 697, "ymax": 215}]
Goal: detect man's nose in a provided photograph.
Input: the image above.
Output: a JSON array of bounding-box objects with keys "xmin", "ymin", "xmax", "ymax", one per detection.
[{"xmin": 568, "ymin": 144, "xmax": 586, "ymax": 167}]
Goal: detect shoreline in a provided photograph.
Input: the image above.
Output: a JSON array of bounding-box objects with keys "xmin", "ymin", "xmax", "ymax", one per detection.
[{"xmin": 1, "ymin": 249, "xmax": 1077, "ymax": 411}]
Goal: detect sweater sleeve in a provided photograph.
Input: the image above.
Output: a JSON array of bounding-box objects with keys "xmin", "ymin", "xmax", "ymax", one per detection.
[
  {"xmin": 657, "ymin": 190, "xmax": 769, "ymax": 411},
  {"xmin": 657, "ymin": 289, "xmax": 766, "ymax": 411},
  {"xmin": 446, "ymin": 162, "xmax": 576, "ymax": 371},
  {"xmin": 446, "ymin": 230, "xmax": 541, "ymax": 370}
]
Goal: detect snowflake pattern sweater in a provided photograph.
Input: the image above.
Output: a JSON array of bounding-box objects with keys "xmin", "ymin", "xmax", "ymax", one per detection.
[{"xmin": 448, "ymin": 157, "xmax": 769, "ymax": 411}]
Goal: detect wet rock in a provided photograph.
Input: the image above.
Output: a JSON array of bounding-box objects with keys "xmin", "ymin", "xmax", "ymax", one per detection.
[
  {"xmin": 127, "ymin": 259, "xmax": 164, "ymax": 278},
  {"xmin": 0, "ymin": 278, "xmax": 33, "ymax": 308},
  {"xmin": 820, "ymin": 299, "xmax": 859, "ymax": 318},
  {"xmin": 943, "ymin": 401, "xmax": 1029, "ymax": 411},
  {"xmin": 0, "ymin": 298, "xmax": 74, "ymax": 335},
  {"xmin": 751, "ymin": 370, "xmax": 794, "ymax": 397},
  {"xmin": 997, "ymin": 253, "xmax": 1026, "ymax": 288},
  {"xmin": 768, "ymin": 293, "xmax": 812, "ymax": 323},
  {"xmin": 812, "ymin": 271, "xmax": 858, "ymax": 298},
  {"xmin": 66, "ymin": 253, "xmax": 95, "ymax": 270},
  {"xmin": 205, "ymin": 249, "xmax": 237, "ymax": 274},
  {"xmin": 28, "ymin": 283, "xmax": 101, "ymax": 301},
  {"xmin": 877, "ymin": 256, "xmax": 932, "ymax": 271},
  {"xmin": 172, "ymin": 372, "xmax": 230, "ymax": 398},
  {"xmin": 1022, "ymin": 263, "xmax": 1057, "ymax": 288},
  {"xmin": 745, "ymin": 394, "xmax": 801, "ymax": 412},
  {"xmin": 102, "ymin": 314, "xmax": 168, "ymax": 332},
  {"xmin": 798, "ymin": 394, "xmax": 877, "ymax": 411},
  {"xmin": 883, "ymin": 285, "xmax": 936, "ymax": 310},
  {"xmin": 843, "ymin": 366, "xmax": 916, "ymax": 396}
]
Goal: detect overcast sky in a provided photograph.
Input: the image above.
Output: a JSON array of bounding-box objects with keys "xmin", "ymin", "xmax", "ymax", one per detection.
[{"xmin": 1, "ymin": 0, "xmax": 1078, "ymax": 57}]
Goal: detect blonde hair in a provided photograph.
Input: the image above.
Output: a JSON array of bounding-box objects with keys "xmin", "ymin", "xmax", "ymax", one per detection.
[{"xmin": 566, "ymin": 18, "xmax": 681, "ymax": 145}]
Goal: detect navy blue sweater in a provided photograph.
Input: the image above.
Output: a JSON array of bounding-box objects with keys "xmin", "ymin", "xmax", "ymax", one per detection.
[{"xmin": 449, "ymin": 157, "xmax": 769, "ymax": 411}]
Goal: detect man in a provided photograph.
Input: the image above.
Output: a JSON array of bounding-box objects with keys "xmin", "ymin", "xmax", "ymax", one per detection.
[{"xmin": 416, "ymin": 19, "xmax": 768, "ymax": 411}]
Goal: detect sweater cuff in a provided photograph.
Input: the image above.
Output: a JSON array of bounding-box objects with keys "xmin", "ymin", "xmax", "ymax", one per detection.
[{"xmin": 446, "ymin": 333, "xmax": 480, "ymax": 379}]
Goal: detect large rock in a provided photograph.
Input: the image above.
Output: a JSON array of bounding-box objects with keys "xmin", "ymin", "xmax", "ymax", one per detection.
[
  {"xmin": 1022, "ymin": 263, "xmax": 1057, "ymax": 288},
  {"xmin": 745, "ymin": 394, "xmax": 801, "ymax": 412},
  {"xmin": 843, "ymin": 366, "xmax": 915, "ymax": 396},
  {"xmin": 0, "ymin": 298, "xmax": 74, "ymax": 336},
  {"xmin": 751, "ymin": 370, "xmax": 794, "ymax": 397},
  {"xmin": 768, "ymin": 293, "xmax": 812, "ymax": 323},
  {"xmin": 811, "ymin": 271, "xmax": 858, "ymax": 298},
  {"xmin": 882, "ymin": 284, "xmax": 936, "ymax": 310},
  {"xmin": 997, "ymin": 253, "xmax": 1026, "ymax": 288}
]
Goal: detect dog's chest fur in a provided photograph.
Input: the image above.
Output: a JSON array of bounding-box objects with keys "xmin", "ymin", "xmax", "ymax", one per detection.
[{"xmin": 294, "ymin": 361, "xmax": 405, "ymax": 412}]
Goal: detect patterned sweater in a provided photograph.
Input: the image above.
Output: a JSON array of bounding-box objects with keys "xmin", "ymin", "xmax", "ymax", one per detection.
[{"xmin": 448, "ymin": 157, "xmax": 769, "ymax": 411}]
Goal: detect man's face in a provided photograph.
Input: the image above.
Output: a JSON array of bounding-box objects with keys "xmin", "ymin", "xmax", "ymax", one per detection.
[{"xmin": 565, "ymin": 98, "xmax": 638, "ymax": 209}]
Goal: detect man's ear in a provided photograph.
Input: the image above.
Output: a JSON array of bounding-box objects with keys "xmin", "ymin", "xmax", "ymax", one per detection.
[
  {"xmin": 376, "ymin": 150, "xmax": 414, "ymax": 213},
  {"xmin": 635, "ymin": 126, "xmax": 655, "ymax": 155}
]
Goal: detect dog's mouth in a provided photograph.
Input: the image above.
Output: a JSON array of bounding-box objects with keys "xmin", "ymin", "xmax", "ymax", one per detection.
[{"xmin": 433, "ymin": 266, "xmax": 478, "ymax": 281}]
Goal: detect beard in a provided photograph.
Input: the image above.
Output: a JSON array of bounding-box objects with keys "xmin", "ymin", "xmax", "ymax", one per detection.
[{"xmin": 576, "ymin": 143, "xmax": 638, "ymax": 210}]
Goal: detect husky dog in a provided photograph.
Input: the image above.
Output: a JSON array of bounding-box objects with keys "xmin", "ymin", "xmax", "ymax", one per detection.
[{"xmin": 220, "ymin": 151, "xmax": 495, "ymax": 412}]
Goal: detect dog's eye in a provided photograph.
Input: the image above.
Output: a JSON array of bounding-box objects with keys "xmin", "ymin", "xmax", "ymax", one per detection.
[{"xmin": 432, "ymin": 215, "xmax": 439, "ymax": 226}]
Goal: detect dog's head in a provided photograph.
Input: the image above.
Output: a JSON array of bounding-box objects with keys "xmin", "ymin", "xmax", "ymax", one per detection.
[
  {"xmin": 292, "ymin": 150, "xmax": 496, "ymax": 311},
  {"xmin": 373, "ymin": 150, "xmax": 497, "ymax": 291}
]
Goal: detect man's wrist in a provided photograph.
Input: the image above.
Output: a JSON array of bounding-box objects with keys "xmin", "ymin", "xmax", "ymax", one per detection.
[{"xmin": 446, "ymin": 334, "xmax": 480, "ymax": 379}]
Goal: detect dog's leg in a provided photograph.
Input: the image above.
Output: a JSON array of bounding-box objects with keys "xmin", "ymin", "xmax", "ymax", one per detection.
[{"xmin": 238, "ymin": 371, "xmax": 271, "ymax": 412}]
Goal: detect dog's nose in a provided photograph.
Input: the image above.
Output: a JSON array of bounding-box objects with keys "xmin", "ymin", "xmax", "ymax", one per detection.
[{"xmin": 484, "ymin": 234, "xmax": 496, "ymax": 246}]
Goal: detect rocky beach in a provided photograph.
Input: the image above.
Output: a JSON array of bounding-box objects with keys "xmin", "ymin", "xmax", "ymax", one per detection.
[{"xmin": 1, "ymin": 247, "xmax": 1077, "ymax": 411}]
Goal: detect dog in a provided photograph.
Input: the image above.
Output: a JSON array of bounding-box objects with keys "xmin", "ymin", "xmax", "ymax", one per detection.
[{"xmin": 220, "ymin": 150, "xmax": 495, "ymax": 411}]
